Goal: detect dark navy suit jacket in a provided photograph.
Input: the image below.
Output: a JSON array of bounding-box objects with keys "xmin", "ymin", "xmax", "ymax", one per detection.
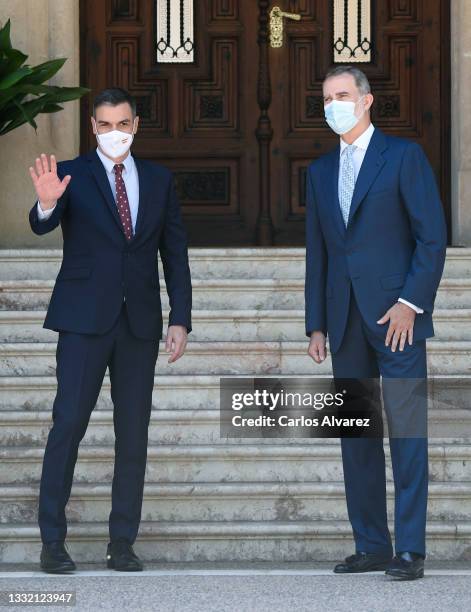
[
  {"xmin": 305, "ymin": 127, "xmax": 447, "ymax": 354},
  {"xmin": 29, "ymin": 149, "xmax": 192, "ymax": 340}
]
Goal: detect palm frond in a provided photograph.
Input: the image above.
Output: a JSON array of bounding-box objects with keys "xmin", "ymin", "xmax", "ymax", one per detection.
[{"xmin": 0, "ymin": 19, "xmax": 89, "ymax": 136}]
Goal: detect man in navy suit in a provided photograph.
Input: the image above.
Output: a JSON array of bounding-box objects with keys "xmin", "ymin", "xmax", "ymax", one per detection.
[
  {"xmin": 305, "ymin": 67, "xmax": 446, "ymax": 580},
  {"xmin": 28, "ymin": 88, "xmax": 192, "ymax": 573}
]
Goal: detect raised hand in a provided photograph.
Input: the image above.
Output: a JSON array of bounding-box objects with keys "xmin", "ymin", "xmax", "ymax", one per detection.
[{"xmin": 29, "ymin": 153, "xmax": 71, "ymax": 210}]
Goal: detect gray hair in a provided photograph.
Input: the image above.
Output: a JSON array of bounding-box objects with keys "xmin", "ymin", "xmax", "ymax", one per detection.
[{"xmin": 324, "ymin": 66, "xmax": 371, "ymax": 95}]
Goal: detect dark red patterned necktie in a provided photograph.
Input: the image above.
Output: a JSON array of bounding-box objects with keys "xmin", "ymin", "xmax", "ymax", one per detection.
[{"xmin": 113, "ymin": 163, "xmax": 133, "ymax": 240}]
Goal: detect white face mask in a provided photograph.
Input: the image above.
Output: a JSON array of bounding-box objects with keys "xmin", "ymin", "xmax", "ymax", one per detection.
[
  {"xmin": 94, "ymin": 118, "xmax": 136, "ymax": 158},
  {"xmin": 324, "ymin": 97, "xmax": 366, "ymax": 135}
]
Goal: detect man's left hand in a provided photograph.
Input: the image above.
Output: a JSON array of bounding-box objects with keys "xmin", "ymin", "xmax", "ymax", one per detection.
[
  {"xmin": 165, "ymin": 325, "xmax": 188, "ymax": 363},
  {"xmin": 377, "ymin": 302, "xmax": 416, "ymax": 352}
]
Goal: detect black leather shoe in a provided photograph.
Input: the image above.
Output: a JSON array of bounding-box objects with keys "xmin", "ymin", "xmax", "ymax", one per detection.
[
  {"xmin": 333, "ymin": 551, "xmax": 393, "ymax": 573},
  {"xmin": 385, "ymin": 551, "xmax": 424, "ymax": 580},
  {"xmin": 106, "ymin": 539, "xmax": 143, "ymax": 571},
  {"xmin": 40, "ymin": 541, "xmax": 76, "ymax": 573}
]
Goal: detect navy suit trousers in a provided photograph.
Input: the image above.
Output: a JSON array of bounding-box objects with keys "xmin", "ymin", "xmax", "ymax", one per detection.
[
  {"xmin": 330, "ymin": 285, "xmax": 428, "ymax": 558},
  {"xmin": 38, "ymin": 301, "xmax": 160, "ymax": 545}
]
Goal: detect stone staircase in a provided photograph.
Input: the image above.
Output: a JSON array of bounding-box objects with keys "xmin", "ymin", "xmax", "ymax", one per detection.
[{"xmin": 0, "ymin": 248, "xmax": 470, "ymax": 564}]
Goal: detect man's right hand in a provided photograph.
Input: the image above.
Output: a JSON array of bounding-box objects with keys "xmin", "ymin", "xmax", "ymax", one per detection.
[
  {"xmin": 308, "ymin": 331, "xmax": 327, "ymax": 364},
  {"xmin": 29, "ymin": 153, "xmax": 71, "ymax": 210}
]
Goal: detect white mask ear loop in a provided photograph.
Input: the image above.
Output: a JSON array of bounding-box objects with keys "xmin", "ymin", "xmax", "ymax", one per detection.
[{"xmin": 355, "ymin": 95, "xmax": 367, "ymax": 119}]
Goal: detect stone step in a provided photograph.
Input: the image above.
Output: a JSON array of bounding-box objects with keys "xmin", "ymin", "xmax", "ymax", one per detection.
[
  {"xmin": 1, "ymin": 248, "xmax": 469, "ymax": 280},
  {"xmin": 1, "ymin": 481, "xmax": 470, "ymax": 525},
  {"xmin": 0, "ymin": 375, "xmax": 219, "ymax": 411},
  {"xmin": 1, "ymin": 443, "xmax": 469, "ymax": 485},
  {"xmin": 0, "ymin": 408, "xmax": 469, "ymax": 447},
  {"xmin": 0, "ymin": 341, "xmax": 470, "ymax": 376},
  {"xmin": 1, "ymin": 375, "xmax": 469, "ymax": 412},
  {"xmin": 1, "ymin": 309, "xmax": 471, "ymax": 342},
  {"xmin": 1, "ymin": 278, "xmax": 471, "ymax": 311},
  {"xmin": 0, "ymin": 247, "xmax": 469, "ymax": 565},
  {"xmin": 0, "ymin": 520, "xmax": 468, "ymax": 563}
]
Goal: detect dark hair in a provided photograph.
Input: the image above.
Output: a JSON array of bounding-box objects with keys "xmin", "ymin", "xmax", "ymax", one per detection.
[
  {"xmin": 323, "ymin": 66, "xmax": 371, "ymax": 95},
  {"xmin": 93, "ymin": 87, "xmax": 137, "ymax": 117}
]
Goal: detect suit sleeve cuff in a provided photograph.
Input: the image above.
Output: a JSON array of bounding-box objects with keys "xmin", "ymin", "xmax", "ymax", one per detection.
[
  {"xmin": 398, "ymin": 298, "xmax": 424, "ymax": 314},
  {"xmin": 37, "ymin": 200, "xmax": 56, "ymax": 220}
]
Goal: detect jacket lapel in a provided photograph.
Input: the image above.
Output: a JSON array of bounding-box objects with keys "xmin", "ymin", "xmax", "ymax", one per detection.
[
  {"xmin": 131, "ymin": 157, "xmax": 149, "ymax": 240},
  {"xmin": 87, "ymin": 150, "xmax": 150, "ymax": 242},
  {"xmin": 87, "ymin": 149, "xmax": 126, "ymax": 237},
  {"xmin": 347, "ymin": 128, "xmax": 387, "ymax": 225},
  {"xmin": 326, "ymin": 145, "xmax": 347, "ymax": 239}
]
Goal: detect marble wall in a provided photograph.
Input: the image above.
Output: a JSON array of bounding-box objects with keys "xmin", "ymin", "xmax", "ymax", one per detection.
[
  {"xmin": 451, "ymin": 0, "xmax": 471, "ymax": 246},
  {"xmin": 0, "ymin": 0, "xmax": 80, "ymax": 248}
]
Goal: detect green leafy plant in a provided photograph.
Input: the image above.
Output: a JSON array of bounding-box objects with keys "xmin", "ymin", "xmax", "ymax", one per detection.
[{"xmin": 0, "ymin": 19, "xmax": 89, "ymax": 136}]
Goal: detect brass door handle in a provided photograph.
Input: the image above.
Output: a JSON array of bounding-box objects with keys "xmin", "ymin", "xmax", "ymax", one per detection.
[{"xmin": 269, "ymin": 6, "xmax": 301, "ymax": 48}]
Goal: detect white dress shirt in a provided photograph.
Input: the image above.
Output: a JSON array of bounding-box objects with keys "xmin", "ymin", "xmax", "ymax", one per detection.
[
  {"xmin": 338, "ymin": 123, "xmax": 423, "ymax": 314},
  {"xmin": 36, "ymin": 146, "xmax": 140, "ymax": 233}
]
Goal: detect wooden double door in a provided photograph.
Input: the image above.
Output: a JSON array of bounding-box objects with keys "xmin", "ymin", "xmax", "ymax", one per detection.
[{"xmin": 80, "ymin": 0, "xmax": 451, "ymax": 245}]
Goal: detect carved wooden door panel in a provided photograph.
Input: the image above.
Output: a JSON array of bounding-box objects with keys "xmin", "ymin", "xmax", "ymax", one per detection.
[
  {"xmin": 80, "ymin": 0, "xmax": 260, "ymax": 246},
  {"xmin": 80, "ymin": 1, "xmax": 450, "ymax": 246},
  {"xmin": 269, "ymin": 0, "xmax": 450, "ymax": 244}
]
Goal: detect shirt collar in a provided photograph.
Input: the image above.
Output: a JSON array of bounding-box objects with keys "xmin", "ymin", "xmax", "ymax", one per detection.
[
  {"xmin": 96, "ymin": 146, "xmax": 134, "ymax": 175},
  {"xmin": 340, "ymin": 123, "xmax": 375, "ymax": 154}
]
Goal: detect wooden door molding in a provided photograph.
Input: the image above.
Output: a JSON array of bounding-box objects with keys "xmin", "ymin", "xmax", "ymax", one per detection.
[
  {"xmin": 80, "ymin": 0, "xmax": 259, "ymax": 246},
  {"xmin": 255, "ymin": 0, "xmax": 275, "ymax": 245},
  {"xmin": 269, "ymin": 0, "xmax": 451, "ymax": 245},
  {"xmin": 79, "ymin": 0, "xmax": 451, "ymax": 245}
]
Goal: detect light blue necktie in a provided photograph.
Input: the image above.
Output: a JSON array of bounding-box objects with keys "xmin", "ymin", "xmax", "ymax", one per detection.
[{"xmin": 339, "ymin": 144, "xmax": 357, "ymax": 226}]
